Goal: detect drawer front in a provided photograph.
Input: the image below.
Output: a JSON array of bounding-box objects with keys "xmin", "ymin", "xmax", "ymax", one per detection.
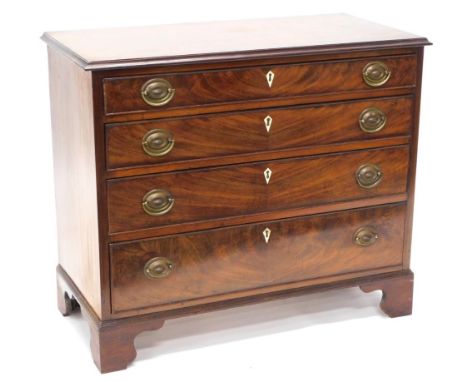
[
  {"xmin": 108, "ymin": 146, "xmax": 409, "ymax": 234},
  {"xmin": 103, "ymin": 55, "xmax": 417, "ymax": 115},
  {"xmin": 106, "ymin": 96, "xmax": 413, "ymax": 170},
  {"xmin": 110, "ymin": 204, "xmax": 406, "ymax": 313}
]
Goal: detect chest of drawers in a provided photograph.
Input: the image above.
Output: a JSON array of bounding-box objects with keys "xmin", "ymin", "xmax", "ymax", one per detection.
[{"xmin": 43, "ymin": 14, "xmax": 430, "ymax": 373}]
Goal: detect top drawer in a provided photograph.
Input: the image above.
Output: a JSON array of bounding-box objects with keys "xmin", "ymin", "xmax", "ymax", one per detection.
[{"xmin": 103, "ymin": 55, "xmax": 417, "ymax": 116}]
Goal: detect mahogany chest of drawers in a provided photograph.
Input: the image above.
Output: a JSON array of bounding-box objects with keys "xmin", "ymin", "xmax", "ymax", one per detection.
[{"xmin": 43, "ymin": 14, "xmax": 430, "ymax": 373}]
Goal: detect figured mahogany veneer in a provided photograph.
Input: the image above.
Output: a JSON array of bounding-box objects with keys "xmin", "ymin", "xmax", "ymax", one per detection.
[
  {"xmin": 107, "ymin": 96, "xmax": 413, "ymax": 170},
  {"xmin": 44, "ymin": 14, "xmax": 429, "ymax": 373},
  {"xmin": 108, "ymin": 146, "xmax": 409, "ymax": 234},
  {"xmin": 110, "ymin": 204, "xmax": 406, "ymax": 315},
  {"xmin": 103, "ymin": 55, "xmax": 416, "ymax": 116}
]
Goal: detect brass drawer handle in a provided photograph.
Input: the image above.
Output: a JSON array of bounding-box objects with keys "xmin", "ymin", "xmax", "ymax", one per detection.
[
  {"xmin": 142, "ymin": 189, "xmax": 174, "ymax": 216},
  {"xmin": 353, "ymin": 226, "xmax": 379, "ymax": 247},
  {"xmin": 359, "ymin": 107, "xmax": 387, "ymax": 133},
  {"xmin": 141, "ymin": 78, "xmax": 175, "ymax": 106},
  {"xmin": 142, "ymin": 129, "xmax": 175, "ymax": 157},
  {"xmin": 144, "ymin": 256, "xmax": 175, "ymax": 279},
  {"xmin": 362, "ymin": 61, "xmax": 391, "ymax": 87},
  {"xmin": 356, "ymin": 164, "xmax": 383, "ymax": 189}
]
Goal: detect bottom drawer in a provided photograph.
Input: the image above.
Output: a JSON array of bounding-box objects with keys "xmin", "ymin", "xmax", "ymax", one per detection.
[{"xmin": 110, "ymin": 204, "xmax": 406, "ymax": 315}]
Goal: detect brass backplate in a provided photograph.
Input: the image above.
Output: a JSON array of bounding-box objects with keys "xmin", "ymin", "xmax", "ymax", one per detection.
[
  {"xmin": 141, "ymin": 78, "xmax": 175, "ymax": 106},
  {"xmin": 144, "ymin": 256, "xmax": 175, "ymax": 279},
  {"xmin": 142, "ymin": 128, "xmax": 175, "ymax": 157},
  {"xmin": 353, "ymin": 226, "xmax": 379, "ymax": 246},
  {"xmin": 142, "ymin": 189, "xmax": 175, "ymax": 216}
]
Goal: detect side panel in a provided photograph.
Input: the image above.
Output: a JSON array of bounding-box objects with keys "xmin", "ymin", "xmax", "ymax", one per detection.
[
  {"xmin": 402, "ymin": 47, "xmax": 425, "ymax": 268},
  {"xmin": 48, "ymin": 47, "xmax": 102, "ymax": 318}
]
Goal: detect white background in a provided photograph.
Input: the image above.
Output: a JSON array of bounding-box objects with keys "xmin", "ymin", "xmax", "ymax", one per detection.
[{"xmin": 1, "ymin": 1, "xmax": 467, "ymax": 380}]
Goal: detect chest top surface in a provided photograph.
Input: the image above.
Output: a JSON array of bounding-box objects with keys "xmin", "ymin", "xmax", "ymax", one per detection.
[{"xmin": 42, "ymin": 14, "xmax": 429, "ymax": 70}]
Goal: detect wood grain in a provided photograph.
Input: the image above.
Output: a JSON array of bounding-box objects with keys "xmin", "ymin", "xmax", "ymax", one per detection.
[
  {"xmin": 89, "ymin": 316, "xmax": 165, "ymax": 373},
  {"xmin": 106, "ymin": 96, "xmax": 413, "ymax": 170},
  {"xmin": 47, "ymin": 47, "xmax": 102, "ymax": 318},
  {"xmin": 97, "ymin": 48, "xmax": 418, "ymax": 124},
  {"xmin": 103, "ymin": 87, "xmax": 416, "ymax": 125},
  {"xmin": 107, "ymin": 146, "xmax": 409, "ymax": 234},
  {"xmin": 403, "ymin": 47, "xmax": 425, "ymax": 268},
  {"xmin": 110, "ymin": 203, "xmax": 406, "ymax": 314},
  {"xmin": 108, "ymin": 194, "xmax": 407, "ymax": 242},
  {"xmin": 57, "ymin": 263, "xmax": 412, "ymax": 371},
  {"xmin": 100, "ymin": 47, "xmax": 418, "ymax": 77},
  {"xmin": 41, "ymin": 14, "xmax": 429, "ymax": 70},
  {"xmin": 103, "ymin": 55, "xmax": 417, "ymax": 116},
  {"xmin": 45, "ymin": 15, "xmax": 429, "ymax": 372},
  {"xmin": 360, "ymin": 270, "xmax": 413, "ymax": 317},
  {"xmin": 106, "ymin": 136, "xmax": 411, "ymax": 178}
]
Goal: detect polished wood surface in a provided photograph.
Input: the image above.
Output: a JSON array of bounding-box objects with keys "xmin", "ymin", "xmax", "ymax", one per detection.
[
  {"xmin": 57, "ymin": 266, "xmax": 165, "ymax": 373},
  {"xmin": 108, "ymin": 146, "xmax": 409, "ymax": 234},
  {"xmin": 98, "ymin": 48, "xmax": 419, "ymax": 124},
  {"xmin": 107, "ymin": 136, "xmax": 411, "ymax": 178},
  {"xmin": 103, "ymin": 55, "xmax": 417, "ymax": 116},
  {"xmin": 47, "ymin": 47, "xmax": 103, "ymax": 318},
  {"xmin": 89, "ymin": 314, "xmax": 164, "ymax": 373},
  {"xmin": 110, "ymin": 204, "xmax": 406, "ymax": 314},
  {"xmin": 57, "ymin": 271, "xmax": 80, "ymax": 316},
  {"xmin": 104, "ymin": 87, "xmax": 415, "ymax": 124},
  {"xmin": 109, "ymin": 194, "xmax": 407, "ymax": 242},
  {"xmin": 107, "ymin": 96, "xmax": 413, "ymax": 170},
  {"xmin": 42, "ymin": 14, "xmax": 429, "ymax": 70},
  {"xmin": 44, "ymin": 15, "xmax": 428, "ymax": 373},
  {"xmin": 360, "ymin": 271, "xmax": 413, "ymax": 317},
  {"xmin": 57, "ymin": 264, "xmax": 413, "ymax": 372},
  {"xmin": 403, "ymin": 48, "xmax": 425, "ymax": 268}
]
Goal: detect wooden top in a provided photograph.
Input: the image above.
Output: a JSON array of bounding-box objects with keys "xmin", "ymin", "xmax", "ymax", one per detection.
[{"xmin": 42, "ymin": 14, "xmax": 430, "ymax": 70}]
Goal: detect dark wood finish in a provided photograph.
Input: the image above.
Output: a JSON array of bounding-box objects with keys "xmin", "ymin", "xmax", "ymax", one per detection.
[
  {"xmin": 44, "ymin": 15, "xmax": 428, "ymax": 373},
  {"xmin": 100, "ymin": 48, "xmax": 418, "ymax": 77},
  {"xmin": 107, "ymin": 136, "xmax": 411, "ymax": 178},
  {"xmin": 403, "ymin": 47, "xmax": 425, "ymax": 268},
  {"xmin": 108, "ymin": 146, "xmax": 409, "ymax": 234},
  {"xmin": 103, "ymin": 87, "xmax": 415, "ymax": 124},
  {"xmin": 111, "ymin": 204, "xmax": 406, "ymax": 314},
  {"xmin": 98, "ymin": 48, "xmax": 419, "ymax": 124},
  {"xmin": 57, "ymin": 264, "xmax": 413, "ymax": 372},
  {"xmin": 57, "ymin": 265, "xmax": 165, "ymax": 373},
  {"xmin": 57, "ymin": 271, "xmax": 80, "ymax": 316},
  {"xmin": 107, "ymin": 96, "xmax": 413, "ymax": 170},
  {"xmin": 360, "ymin": 270, "xmax": 413, "ymax": 317},
  {"xmin": 109, "ymin": 193, "xmax": 407, "ymax": 242},
  {"xmin": 47, "ymin": 47, "xmax": 103, "ymax": 318},
  {"xmin": 91, "ymin": 67, "xmax": 113, "ymax": 320},
  {"xmin": 103, "ymin": 55, "xmax": 416, "ymax": 116},
  {"xmin": 41, "ymin": 14, "xmax": 429, "ymax": 70},
  {"xmin": 89, "ymin": 316, "xmax": 165, "ymax": 373}
]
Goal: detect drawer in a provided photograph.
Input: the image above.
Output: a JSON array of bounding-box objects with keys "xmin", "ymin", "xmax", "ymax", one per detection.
[
  {"xmin": 110, "ymin": 203, "xmax": 406, "ymax": 314},
  {"xmin": 107, "ymin": 146, "xmax": 409, "ymax": 234},
  {"xmin": 106, "ymin": 96, "xmax": 413, "ymax": 170},
  {"xmin": 103, "ymin": 55, "xmax": 417, "ymax": 115}
]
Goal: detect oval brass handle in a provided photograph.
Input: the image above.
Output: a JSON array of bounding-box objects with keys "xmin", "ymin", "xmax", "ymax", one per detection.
[
  {"xmin": 356, "ymin": 164, "xmax": 383, "ymax": 189},
  {"xmin": 362, "ymin": 61, "xmax": 391, "ymax": 87},
  {"xmin": 141, "ymin": 78, "xmax": 175, "ymax": 107},
  {"xmin": 144, "ymin": 256, "xmax": 175, "ymax": 279},
  {"xmin": 359, "ymin": 107, "xmax": 387, "ymax": 133},
  {"xmin": 142, "ymin": 189, "xmax": 174, "ymax": 216},
  {"xmin": 353, "ymin": 226, "xmax": 379, "ymax": 247},
  {"xmin": 142, "ymin": 129, "xmax": 175, "ymax": 157}
]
